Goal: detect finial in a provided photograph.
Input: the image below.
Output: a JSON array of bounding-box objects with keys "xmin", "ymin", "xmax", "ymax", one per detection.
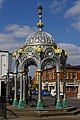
[{"xmin": 37, "ymin": 5, "xmax": 44, "ymax": 31}]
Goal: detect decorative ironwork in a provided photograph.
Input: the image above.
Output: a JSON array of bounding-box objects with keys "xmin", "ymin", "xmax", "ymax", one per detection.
[{"xmin": 12, "ymin": 4, "xmax": 65, "ymax": 109}]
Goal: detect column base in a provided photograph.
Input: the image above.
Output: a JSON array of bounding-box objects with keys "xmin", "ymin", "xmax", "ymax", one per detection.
[
  {"xmin": 13, "ymin": 99, "xmax": 18, "ymax": 107},
  {"xmin": 18, "ymin": 100, "xmax": 25, "ymax": 108},
  {"xmin": 23, "ymin": 99, "xmax": 26, "ymax": 107},
  {"xmin": 63, "ymin": 99, "xmax": 68, "ymax": 108},
  {"xmin": 56, "ymin": 100, "xmax": 62, "ymax": 109},
  {"xmin": 36, "ymin": 100, "xmax": 43, "ymax": 110}
]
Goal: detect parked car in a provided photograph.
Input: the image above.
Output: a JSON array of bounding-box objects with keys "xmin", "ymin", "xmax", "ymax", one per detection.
[
  {"xmin": 32, "ymin": 90, "xmax": 38, "ymax": 95},
  {"xmin": 42, "ymin": 90, "xmax": 51, "ymax": 96},
  {"xmin": 32, "ymin": 90, "xmax": 51, "ymax": 96},
  {"xmin": 51, "ymin": 89, "xmax": 63, "ymax": 97}
]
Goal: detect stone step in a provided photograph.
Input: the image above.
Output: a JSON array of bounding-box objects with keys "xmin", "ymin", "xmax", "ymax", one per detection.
[
  {"xmin": 6, "ymin": 105, "xmax": 80, "ymax": 119},
  {"xmin": 7, "ymin": 106, "xmax": 77, "ymax": 112},
  {"xmin": 6, "ymin": 107, "xmax": 80, "ymax": 118}
]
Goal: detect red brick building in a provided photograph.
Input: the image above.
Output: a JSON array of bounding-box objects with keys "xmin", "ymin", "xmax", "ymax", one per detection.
[{"xmin": 33, "ymin": 65, "xmax": 80, "ymax": 98}]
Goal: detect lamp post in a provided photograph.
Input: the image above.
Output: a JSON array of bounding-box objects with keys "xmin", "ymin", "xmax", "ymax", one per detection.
[{"xmin": 60, "ymin": 50, "xmax": 68, "ymax": 108}]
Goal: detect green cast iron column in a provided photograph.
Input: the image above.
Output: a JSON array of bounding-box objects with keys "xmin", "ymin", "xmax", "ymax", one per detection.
[
  {"xmin": 61, "ymin": 50, "xmax": 68, "ymax": 108},
  {"xmin": 37, "ymin": 69, "xmax": 43, "ymax": 109},
  {"xmin": 18, "ymin": 70, "xmax": 24, "ymax": 108},
  {"xmin": 22, "ymin": 72, "xmax": 26, "ymax": 107},
  {"xmin": 56, "ymin": 59, "xmax": 62, "ymax": 108},
  {"xmin": 13, "ymin": 59, "xmax": 19, "ymax": 107},
  {"xmin": 36, "ymin": 52, "xmax": 43, "ymax": 109},
  {"xmin": 13, "ymin": 72, "xmax": 18, "ymax": 106},
  {"xmin": 63, "ymin": 71, "xmax": 68, "ymax": 108}
]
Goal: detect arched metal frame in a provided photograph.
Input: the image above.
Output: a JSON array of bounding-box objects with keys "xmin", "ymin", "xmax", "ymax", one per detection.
[
  {"xmin": 13, "ymin": 45, "xmax": 62, "ymax": 109},
  {"xmin": 12, "ymin": 5, "xmax": 68, "ymax": 109}
]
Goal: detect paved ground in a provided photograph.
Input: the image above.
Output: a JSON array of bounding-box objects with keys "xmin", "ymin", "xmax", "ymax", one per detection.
[
  {"xmin": 1, "ymin": 97, "xmax": 80, "ymax": 120},
  {"xmin": 1, "ymin": 111, "xmax": 80, "ymax": 120},
  {"xmin": 1, "ymin": 114, "xmax": 80, "ymax": 120}
]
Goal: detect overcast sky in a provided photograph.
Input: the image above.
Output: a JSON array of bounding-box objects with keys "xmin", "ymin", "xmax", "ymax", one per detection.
[{"xmin": 0, "ymin": 0, "xmax": 80, "ymax": 65}]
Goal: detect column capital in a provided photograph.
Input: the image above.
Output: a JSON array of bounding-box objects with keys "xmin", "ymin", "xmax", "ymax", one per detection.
[{"xmin": 37, "ymin": 69, "xmax": 42, "ymax": 75}]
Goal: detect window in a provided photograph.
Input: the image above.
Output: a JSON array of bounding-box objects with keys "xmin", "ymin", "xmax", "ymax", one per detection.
[
  {"xmin": 70, "ymin": 73, "xmax": 72, "ymax": 79},
  {"xmin": 48, "ymin": 72, "xmax": 52, "ymax": 80},
  {"xmin": 73, "ymin": 73, "xmax": 77, "ymax": 80}
]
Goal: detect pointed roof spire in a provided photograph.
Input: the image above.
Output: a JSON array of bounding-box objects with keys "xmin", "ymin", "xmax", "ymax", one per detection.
[{"xmin": 37, "ymin": 5, "xmax": 44, "ymax": 31}]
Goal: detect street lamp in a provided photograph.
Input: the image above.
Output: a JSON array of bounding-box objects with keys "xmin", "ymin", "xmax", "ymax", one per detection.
[{"xmin": 60, "ymin": 49, "xmax": 68, "ymax": 108}]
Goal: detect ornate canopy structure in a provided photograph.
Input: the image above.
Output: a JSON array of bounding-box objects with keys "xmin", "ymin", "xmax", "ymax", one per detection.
[
  {"xmin": 13, "ymin": 5, "xmax": 61, "ymax": 69},
  {"xmin": 12, "ymin": 5, "xmax": 67, "ymax": 109},
  {"xmin": 13, "ymin": 30, "xmax": 61, "ymax": 69}
]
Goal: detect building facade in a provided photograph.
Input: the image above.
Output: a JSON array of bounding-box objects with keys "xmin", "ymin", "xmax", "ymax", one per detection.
[
  {"xmin": 0, "ymin": 51, "xmax": 12, "ymax": 96},
  {"xmin": 34, "ymin": 65, "xmax": 80, "ymax": 98}
]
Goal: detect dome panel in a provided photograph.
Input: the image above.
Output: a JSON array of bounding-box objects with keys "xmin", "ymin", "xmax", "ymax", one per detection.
[{"xmin": 25, "ymin": 31, "xmax": 56, "ymax": 46}]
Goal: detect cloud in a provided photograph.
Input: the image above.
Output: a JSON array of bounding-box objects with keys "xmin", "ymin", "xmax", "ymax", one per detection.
[
  {"xmin": 58, "ymin": 43, "xmax": 80, "ymax": 65},
  {"xmin": 65, "ymin": 1, "xmax": 80, "ymax": 18},
  {"xmin": 0, "ymin": 42, "xmax": 23, "ymax": 51},
  {"xmin": 0, "ymin": 24, "xmax": 35, "ymax": 51},
  {"xmin": 0, "ymin": 24, "xmax": 79, "ymax": 65},
  {"xmin": 50, "ymin": 0, "xmax": 80, "ymax": 31},
  {"xmin": 71, "ymin": 18, "xmax": 80, "ymax": 31},
  {"xmin": 64, "ymin": 0, "xmax": 80, "ymax": 31},
  {"xmin": 50, "ymin": 0, "xmax": 68, "ymax": 13},
  {"xmin": 0, "ymin": 0, "xmax": 5, "ymax": 8},
  {"xmin": 5, "ymin": 24, "xmax": 34, "ymax": 38}
]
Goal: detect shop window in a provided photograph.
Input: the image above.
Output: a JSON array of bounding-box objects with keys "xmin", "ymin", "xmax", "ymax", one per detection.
[
  {"xmin": 73, "ymin": 73, "xmax": 77, "ymax": 80},
  {"xmin": 49, "ymin": 73, "xmax": 52, "ymax": 80},
  {"xmin": 70, "ymin": 73, "xmax": 72, "ymax": 79}
]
